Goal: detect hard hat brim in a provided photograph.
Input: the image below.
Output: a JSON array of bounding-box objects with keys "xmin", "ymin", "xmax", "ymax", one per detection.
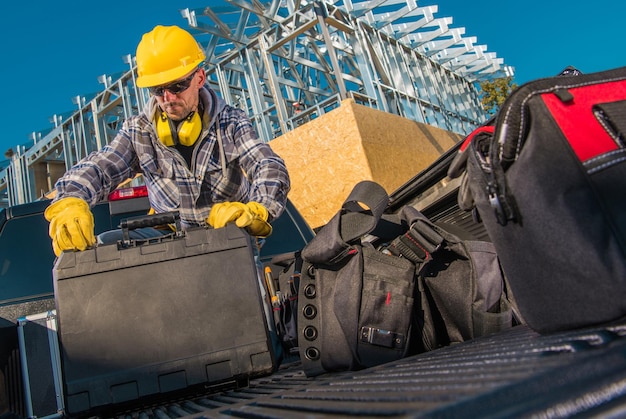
[{"xmin": 136, "ymin": 59, "xmax": 204, "ymax": 88}]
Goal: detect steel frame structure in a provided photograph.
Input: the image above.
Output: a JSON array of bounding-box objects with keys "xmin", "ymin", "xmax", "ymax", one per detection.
[{"xmin": 0, "ymin": 0, "xmax": 512, "ymax": 207}]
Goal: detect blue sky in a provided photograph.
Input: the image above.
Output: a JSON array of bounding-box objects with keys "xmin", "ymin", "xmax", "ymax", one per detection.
[{"xmin": 0, "ymin": 0, "xmax": 622, "ymax": 156}]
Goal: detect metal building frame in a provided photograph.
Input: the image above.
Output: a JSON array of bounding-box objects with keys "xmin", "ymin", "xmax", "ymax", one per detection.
[{"xmin": 0, "ymin": 0, "xmax": 512, "ymax": 207}]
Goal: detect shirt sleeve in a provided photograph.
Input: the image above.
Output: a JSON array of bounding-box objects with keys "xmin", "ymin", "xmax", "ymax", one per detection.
[
  {"xmin": 230, "ymin": 109, "xmax": 291, "ymax": 220},
  {"xmin": 52, "ymin": 122, "xmax": 140, "ymax": 206}
]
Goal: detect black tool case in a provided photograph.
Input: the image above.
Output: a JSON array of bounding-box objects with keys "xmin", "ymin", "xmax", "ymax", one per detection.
[{"xmin": 52, "ymin": 212, "xmax": 276, "ymax": 417}]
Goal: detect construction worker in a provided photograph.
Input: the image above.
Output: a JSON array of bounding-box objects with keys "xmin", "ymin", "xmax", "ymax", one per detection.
[{"xmin": 44, "ymin": 25, "xmax": 290, "ymax": 255}]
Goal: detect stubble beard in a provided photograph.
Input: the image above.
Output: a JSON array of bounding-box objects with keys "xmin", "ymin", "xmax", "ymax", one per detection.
[{"xmin": 162, "ymin": 102, "xmax": 190, "ymax": 122}]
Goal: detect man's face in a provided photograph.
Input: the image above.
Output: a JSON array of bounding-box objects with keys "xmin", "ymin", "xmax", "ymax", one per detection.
[{"xmin": 151, "ymin": 69, "xmax": 206, "ymax": 121}]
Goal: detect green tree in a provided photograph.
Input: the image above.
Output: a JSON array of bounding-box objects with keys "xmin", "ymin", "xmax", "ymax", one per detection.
[{"xmin": 479, "ymin": 77, "xmax": 517, "ymax": 115}]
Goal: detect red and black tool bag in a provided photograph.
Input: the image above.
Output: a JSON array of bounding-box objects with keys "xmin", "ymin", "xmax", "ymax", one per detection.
[{"xmin": 449, "ymin": 66, "xmax": 626, "ymax": 333}]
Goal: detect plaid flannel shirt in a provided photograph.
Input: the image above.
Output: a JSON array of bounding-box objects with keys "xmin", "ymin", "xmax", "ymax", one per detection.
[{"xmin": 53, "ymin": 86, "xmax": 290, "ymax": 228}]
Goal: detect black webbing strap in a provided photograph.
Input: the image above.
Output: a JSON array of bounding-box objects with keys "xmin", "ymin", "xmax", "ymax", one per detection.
[
  {"xmin": 388, "ymin": 219, "xmax": 444, "ymax": 265},
  {"xmin": 339, "ymin": 180, "xmax": 389, "ymax": 244}
]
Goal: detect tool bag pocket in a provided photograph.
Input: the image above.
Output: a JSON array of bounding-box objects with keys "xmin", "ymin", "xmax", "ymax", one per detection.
[
  {"xmin": 271, "ymin": 251, "xmax": 303, "ymax": 357},
  {"xmin": 358, "ymin": 245, "xmax": 416, "ymax": 366}
]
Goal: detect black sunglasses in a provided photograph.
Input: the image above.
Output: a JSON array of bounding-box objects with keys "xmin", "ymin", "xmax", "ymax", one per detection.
[{"xmin": 148, "ymin": 70, "xmax": 198, "ymax": 96}]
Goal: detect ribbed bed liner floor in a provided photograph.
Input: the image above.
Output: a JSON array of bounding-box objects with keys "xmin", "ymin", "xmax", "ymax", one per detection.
[{"xmin": 107, "ymin": 322, "xmax": 626, "ymax": 418}]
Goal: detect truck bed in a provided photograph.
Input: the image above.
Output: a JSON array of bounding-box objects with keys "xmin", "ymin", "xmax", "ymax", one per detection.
[{"xmin": 107, "ymin": 321, "xmax": 626, "ymax": 418}]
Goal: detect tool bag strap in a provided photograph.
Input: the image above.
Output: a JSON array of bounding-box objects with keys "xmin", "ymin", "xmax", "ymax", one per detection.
[
  {"xmin": 301, "ymin": 180, "xmax": 389, "ymax": 265},
  {"xmin": 340, "ymin": 180, "xmax": 390, "ymax": 242},
  {"xmin": 387, "ymin": 210, "xmax": 445, "ymax": 265}
]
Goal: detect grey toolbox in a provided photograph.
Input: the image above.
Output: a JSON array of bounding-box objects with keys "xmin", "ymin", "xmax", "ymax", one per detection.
[
  {"xmin": 16, "ymin": 310, "xmax": 64, "ymax": 419},
  {"xmin": 52, "ymin": 212, "xmax": 276, "ymax": 417}
]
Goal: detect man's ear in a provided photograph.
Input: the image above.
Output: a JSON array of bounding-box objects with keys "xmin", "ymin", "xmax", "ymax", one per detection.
[{"xmin": 196, "ymin": 69, "xmax": 206, "ymax": 88}]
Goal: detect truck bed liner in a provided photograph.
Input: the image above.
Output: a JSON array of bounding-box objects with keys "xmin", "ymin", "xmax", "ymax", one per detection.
[{"xmin": 111, "ymin": 322, "xmax": 626, "ymax": 418}]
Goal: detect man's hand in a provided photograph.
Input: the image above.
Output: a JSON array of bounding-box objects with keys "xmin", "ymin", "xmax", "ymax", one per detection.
[
  {"xmin": 44, "ymin": 197, "xmax": 96, "ymax": 256},
  {"xmin": 208, "ymin": 201, "xmax": 272, "ymax": 237}
]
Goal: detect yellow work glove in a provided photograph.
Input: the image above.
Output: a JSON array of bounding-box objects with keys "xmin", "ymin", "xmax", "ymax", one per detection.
[
  {"xmin": 44, "ymin": 197, "xmax": 96, "ymax": 256},
  {"xmin": 208, "ymin": 201, "xmax": 272, "ymax": 237}
]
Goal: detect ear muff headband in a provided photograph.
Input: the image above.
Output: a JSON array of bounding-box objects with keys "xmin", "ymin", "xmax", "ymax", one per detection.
[{"xmin": 156, "ymin": 111, "xmax": 202, "ymax": 147}]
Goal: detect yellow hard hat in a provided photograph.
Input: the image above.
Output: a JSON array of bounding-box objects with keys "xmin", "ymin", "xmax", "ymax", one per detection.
[{"xmin": 135, "ymin": 25, "xmax": 206, "ymax": 88}]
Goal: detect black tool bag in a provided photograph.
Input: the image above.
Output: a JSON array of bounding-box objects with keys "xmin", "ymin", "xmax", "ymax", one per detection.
[
  {"xmin": 295, "ymin": 180, "xmax": 513, "ymax": 377},
  {"xmin": 448, "ymin": 66, "xmax": 626, "ymax": 333}
]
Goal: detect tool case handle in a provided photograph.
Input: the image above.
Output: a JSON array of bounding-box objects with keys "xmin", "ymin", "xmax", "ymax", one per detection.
[
  {"xmin": 120, "ymin": 211, "xmax": 181, "ymax": 231},
  {"xmin": 119, "ymin": 211, "xmax": 183, "ymax": 246}
]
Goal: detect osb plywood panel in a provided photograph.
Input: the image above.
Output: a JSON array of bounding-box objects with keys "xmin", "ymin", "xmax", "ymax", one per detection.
[
  {"xmin": 270, "ymin": 100, "xmax": 371, "ymax": 228},
  {"xmin": 270, "ymin": 99, "xmax": 462, "ymax": 229},
  {"xmin": 351, "ymin": 101, "xmax": 462, "ymax": 192}
]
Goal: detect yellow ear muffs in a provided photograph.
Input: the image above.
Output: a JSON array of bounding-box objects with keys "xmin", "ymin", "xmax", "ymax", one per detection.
[
  {"xmin": 177, "ymin": 111, "xmax": 202, "ymax": 146},
  {"xmin": 156, "ymin": 111, "xmax": 202, "ymax": 147},
  {"xmin": 156, "ymin": 112, "xmax": 176, "ymax": 147}
]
